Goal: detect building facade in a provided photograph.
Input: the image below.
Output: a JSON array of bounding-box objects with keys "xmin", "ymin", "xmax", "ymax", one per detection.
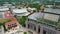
[
  {"xmin": 0, "ymin": 26, "xmax": 4, "ymax": 34},
  {"xmin": 26, "ymin": 8, "xmax": 60, "ymax": 34}
]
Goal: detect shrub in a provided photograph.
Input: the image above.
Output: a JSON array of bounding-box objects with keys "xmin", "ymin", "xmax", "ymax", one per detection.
[
  {"xmin": 57, "ymin": 22, "xmax": 60, "ymax": 26},
  {"xmin": 37, "ymin": 18, "xmax": 43, "ymax": 22},
  {"xmin": 33, "ymin": 10, "xmax": 36, "ymax": 12},
  {"xmin": 23, "ymin": 32, "xmax": 27, "ymax": 34},
  {"xmin": 37, "ymin": 18, "xmax": 57, "ymax": 25}
]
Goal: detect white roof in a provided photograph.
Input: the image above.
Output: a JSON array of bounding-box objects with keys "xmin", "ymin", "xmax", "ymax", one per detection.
[
  {"xmin": 0, "ymin": 8, "xmax": 9, "ymax": 11},
  {"xmin": 13, "ymin": 8, "xmax": 28, "ymax": 13},
  {"xmin": 0, "ymin": 6, "xmax": 9, "ymax": 11}
]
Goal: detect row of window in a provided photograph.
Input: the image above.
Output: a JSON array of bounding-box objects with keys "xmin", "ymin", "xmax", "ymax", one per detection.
[
  {"xmin": 28, "ymin": 24, "xmax": 40, "ymax": 33},
  {"xmin": 28, "ymin": 23, "xmax": 56, "ymax": 34},
  {"xmin": 28, "ymin": 19, "xmax": 60, "ymax": 31},
  {"xmin": 44, "ymin": 28, "xmax": 55, "ymax": 34},
  {"xmin": 8, "ymin": 23, "xmax": 17, "ymax": 29}
]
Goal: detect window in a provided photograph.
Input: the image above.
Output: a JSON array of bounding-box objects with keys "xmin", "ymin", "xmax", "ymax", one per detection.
[
  {"xmin": 14, "ymin": 23, "xmax": 16, "ymax": 24},
  {"xmin": 28, "ymin": 24, "xmax": 34, "ymax": 30},
  {"xmin": 8, "ymin": 27, "xmax": 10, "ymax": 29},
  {"xmin": 12, "ymin": 24, "xmax": 14, "ymax": 27},
  {"xmin": 8, "ymin": 25, "xmax": 12, "ymax": 29},
  {"xmin": 28, "ymin": 31, "xmax": 33, "ymax": 34},
  {"xmin": 34, "ymin": 26, "xmax": 36, "ymax": 31},
  {"xmin": 38, "ymin": 26, "xmax": 40, "ymax": 33},
  {"xmin": 14, "ymin": 23, "xmax": 17, "ymax": 27},
  {"xmin": 28, "ymin": 24, "xmax": 29, "ymax": 28},
  {"xmin": 43, "ymin": 30, "xmax": 46, "ymax": 34}
]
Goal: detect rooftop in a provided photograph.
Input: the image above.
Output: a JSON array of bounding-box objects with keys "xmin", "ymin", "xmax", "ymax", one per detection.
[
  {"xmin": 0, "ymin": 11, "xmax": 18, "ymax": 31},
  {"xmin": 0, "ymin": 6, "xmax": 9, "ymax": 11},
  {"xmin": 28, "ymin": 11, "xmax": 60, "ymax": 27},
  {"xmin": 0, "ymin": 11, "xmax": 15, "ymax": 25},
  {"xmin": 5, "ymin": 18, "xmax": 17, "ymax": 25},
  {"xmin": 12, "ymin": 8, "xmax": 28, "ymax": 13},
  {"xmin": 44, "ymin": 8, "xmax": 60, "ymax": 14},
  {"xmin": 0, "ymin": 11, "xmax": 12, "ymax": 18},
  {"xmin": 28, "ymin": 12, "xmax": 44, "ymax": 20}
]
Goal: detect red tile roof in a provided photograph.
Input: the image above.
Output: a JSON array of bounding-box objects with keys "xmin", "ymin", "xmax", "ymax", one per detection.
[
  {"xmin": 0, "ymin": 11, "xmax": 13, "ymax": 19},
  {"xmin": 0, "ymin": 10, "xmax": 18, "ymax": 30},
  {"xmin": 5, "ymin": 18, "xmax": 18, "ymax": 25},
  {"xmin": 0, "ymin": 11, "xmax": 18, "ymax": 25},
  {"xmin": 4, "ymin": 11, "xmax": 13, "ymax": 18}
]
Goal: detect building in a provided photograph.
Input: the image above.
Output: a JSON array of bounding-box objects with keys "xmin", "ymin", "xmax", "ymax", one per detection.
[
  {"xmin": 3, "ymin": 4, "xmax": 12, "ymax": 7},
  {"xmin": 46, "ymin": 5, "xmax": 53, "ymax": 8},
  {"xmin": 0, "ymin": 26, "xmax": 4, "ymax": 34},
  {"xmin": 3, "ymin": 4, "xmax": 16, "ymax": 9},
  {"xmin": 0, "ymin": 5, "xmax": 21, "ymax": 34},
  {"xmin": 26, "ymin": 8, "xmax": 60, "ymax": 34},
  {"xmin": 56, "ymin": 6, "xmax": 60, "ymax": 9},
  {"xmin": 5, "ymin": 18, "xmax": 20, "ymax": 34},
  {"xmin": 27, "ymin": 7, "xmax": 36, "ymax": 13},
  {"xmin": 0, "ymin": 6, "xmax": 9, "ymax": 11},
  {"xmin": 0, "ymin": 10, "xmax": 20, "ymax": 34},
  {"xmin": 12, "ymin": 8, "xmax": 30, "ymax": 16},
  {"xmin": 4, "ymin": 11, "xmax": 20, "ymax": 34}
]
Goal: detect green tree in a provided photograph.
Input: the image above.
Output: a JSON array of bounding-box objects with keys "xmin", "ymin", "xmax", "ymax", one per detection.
[
  {"xmin": 57, "ymin": 22, "xmax": 60, "ymax": 26},
  {"xmin": 23, "ymin": 32, "xmax": 27, "ymax": 34},
  {"xmin": 30, "ymin": 3, "xmax": 41, "ymax": 12},
  {"xmin": 17, "ymin": 16, "xmax": 26, "ymax": 27}
]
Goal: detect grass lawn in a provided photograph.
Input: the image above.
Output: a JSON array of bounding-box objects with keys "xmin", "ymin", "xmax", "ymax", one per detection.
[{"xmin": 0, "ymin": 18, "xmax": 12, "ymax": 26}]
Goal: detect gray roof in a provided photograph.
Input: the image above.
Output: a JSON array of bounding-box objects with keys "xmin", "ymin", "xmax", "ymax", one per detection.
[
  {"xmin": 28, "ymin": 12, "xmax": 44, "ymax": 20},
  {"xmin": 44, "ymin": 8, "xmax": 60, "ymax": 14}
]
